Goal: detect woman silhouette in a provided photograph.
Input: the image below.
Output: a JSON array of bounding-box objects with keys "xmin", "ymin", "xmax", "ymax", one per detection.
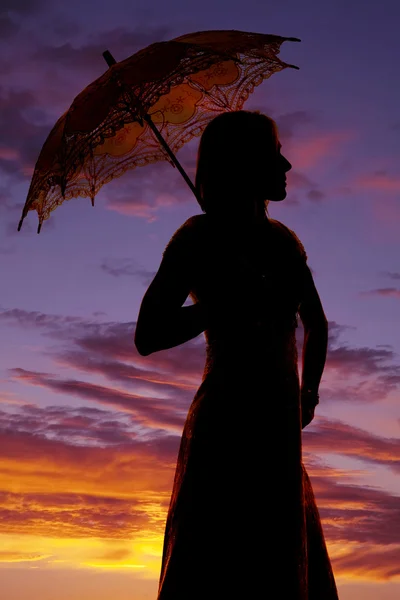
[{"xmin": 135, "ymin": 110, "xmax": 339, "ymax": 600}]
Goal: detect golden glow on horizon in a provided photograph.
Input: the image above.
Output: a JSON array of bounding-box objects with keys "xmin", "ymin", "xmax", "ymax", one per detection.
[
  {"xmin": 1, "ymin": 400, "xmax": 400, "ymax": 584},
  {"xmin": 81, "ymin": 563, "xmax": 146, "ymax": 569},
  {"xmin": 0, "ymin": 532, "xmax": 163, "ymax": 577}
]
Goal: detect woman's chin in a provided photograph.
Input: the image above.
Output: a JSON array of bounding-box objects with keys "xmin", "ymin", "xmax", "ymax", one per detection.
[{"xmin": 268, "ymin": 188, "xmax": 287, "ymax": 202}]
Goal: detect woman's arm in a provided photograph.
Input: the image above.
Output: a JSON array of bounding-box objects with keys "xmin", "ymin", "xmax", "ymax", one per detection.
[
  {"xmin": 298, "ymin": 264, "xmax": 328, "ymax": 429},
  {"xmin": 298, "ymin": 264, "xmax": 328, "ymax": 393},
  {"xmin": 134, "ymin": 220, "xmax": 207, "ymax": 356}
]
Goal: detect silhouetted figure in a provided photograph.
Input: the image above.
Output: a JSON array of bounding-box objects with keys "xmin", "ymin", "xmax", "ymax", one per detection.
[{"xmin": 135, "ymin": 110, "xmax": 339, "ymax": 599}]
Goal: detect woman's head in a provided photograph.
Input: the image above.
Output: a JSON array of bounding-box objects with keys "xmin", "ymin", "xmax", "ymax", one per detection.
[{"xmin": 195, "ymin": 110, "xmax": 291, "ymax": 219}]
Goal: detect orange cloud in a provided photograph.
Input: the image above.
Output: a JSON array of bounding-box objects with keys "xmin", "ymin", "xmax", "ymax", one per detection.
[
  {"xmin": 1, "ymin": 399, "xmax": 400, "ymax": 580},
  {"xmin": 332, "ymin": 545, "xmax": 400, "ymax": 580},
  {"xmin": 0, "ymin": 550, "xmax": 51, "ymax": 563},
  {"xmin": 1, "ymin": 309, "xmax": 400, "ymax": 581}
]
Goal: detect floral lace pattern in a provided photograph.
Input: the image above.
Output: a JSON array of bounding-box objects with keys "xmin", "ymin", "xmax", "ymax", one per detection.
[{"xmin": 19, "ymin": 30, "xmax": 300, "ymax": 232}]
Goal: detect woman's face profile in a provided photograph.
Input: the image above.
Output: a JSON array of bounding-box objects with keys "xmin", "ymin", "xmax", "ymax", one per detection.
[
  {"xmin": 197, "ymin": 116, "xmax": 293, "ymax": 219},
  {"xmin": 263, "ymin": 142, "xmax": 292, "ymax": 202},
  {"xmin": 238, "ymin": 139, "xmax": 292, "ymax": 209}
]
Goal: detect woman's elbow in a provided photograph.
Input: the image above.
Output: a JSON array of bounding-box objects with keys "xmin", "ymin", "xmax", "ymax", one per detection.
[
  {"xmin": 135, "ymin": 342, "xmax": 151, "ymax": 356},
  {"xmin": 303, "ymin": 316, "xmax": 328, "ymax": 336},
  {"xmin": 134, "ymin": 328, "xmax": 152, "ymax": 356}
]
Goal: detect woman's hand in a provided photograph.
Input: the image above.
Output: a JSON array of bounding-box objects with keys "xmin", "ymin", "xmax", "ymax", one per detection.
[
  {"xmin": 301, "ymin": 404, "xmax": 316, "ymax": 429},
  {"xmin": 301, "ymin": 389, "xmax": 319, "ymax": 429}
]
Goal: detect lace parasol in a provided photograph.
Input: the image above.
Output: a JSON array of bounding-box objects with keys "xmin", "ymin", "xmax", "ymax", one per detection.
[{"xmin": 18, "ymin": 29, "xmax": 300, "ymax": 233}]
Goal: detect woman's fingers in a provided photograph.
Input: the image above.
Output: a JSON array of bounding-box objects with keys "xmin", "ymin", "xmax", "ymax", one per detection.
[{"xmin": 302, "ymin": 406, "xmax": 315, "ymax": 429}]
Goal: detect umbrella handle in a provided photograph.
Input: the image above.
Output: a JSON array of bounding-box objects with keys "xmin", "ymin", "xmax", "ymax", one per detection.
[{"xmin": 102, "ymin": 50, "xmax": 201, "ymax": 205}]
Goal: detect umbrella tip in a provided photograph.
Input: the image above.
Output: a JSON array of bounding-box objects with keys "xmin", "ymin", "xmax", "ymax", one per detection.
[
  {"xmin": 37, "ymin": 222, "xmax": 42, "ymax": 234},
  {"xmin": 17, "ymin": 217, "xmax": 24, "ymax": 232},
  {"xmin": 103, "ymin": 50, "xmax": 117, "ymax": 67}
]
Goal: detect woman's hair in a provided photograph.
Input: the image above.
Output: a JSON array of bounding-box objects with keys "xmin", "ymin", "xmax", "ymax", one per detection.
[{"xmin": 195, "ymin": 110, "xmax": 279, "ymax": 217}]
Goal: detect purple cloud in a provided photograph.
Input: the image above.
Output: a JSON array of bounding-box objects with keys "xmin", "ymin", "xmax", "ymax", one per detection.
[
  {"xmin": 9, "ymin": 367, "xmax": 188, "ymax": 432},
  {"xmin": 359, "ymin": 287, "xmax": 400, "ymax": 298},
  {"xmin": 2, "ymin": 308, "xmax": 400, "ymax": 405},
  {"xmin": 100, "ymin": 257, "xmax": 156, "ymax": 283}
]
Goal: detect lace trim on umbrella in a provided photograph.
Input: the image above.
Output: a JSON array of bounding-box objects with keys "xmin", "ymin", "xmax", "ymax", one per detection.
[{"xmin": 21, "ymin": 32, "xmax": 300, "ymax": 228}]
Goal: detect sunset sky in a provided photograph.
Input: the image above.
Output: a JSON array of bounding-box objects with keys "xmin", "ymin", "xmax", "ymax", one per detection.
[{"xmin": 1, "ymin": 0, "xmax": 400, "ymax": 599}]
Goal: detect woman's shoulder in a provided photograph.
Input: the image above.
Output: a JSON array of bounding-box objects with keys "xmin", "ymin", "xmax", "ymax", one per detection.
[
  {"xmin": 163, "ymin": 214, "xmax": 206, "ymax": 256},
  {"xmin": 170, "ymin": 214, "xmax": 206, "ymax": 240},
  {"xmin": 181, "ymin": 213, "xmax": 207, "ymax": 231},
  {"xmin": 269, "ymin": 218, "xmax": 308, "ymax": 261}
]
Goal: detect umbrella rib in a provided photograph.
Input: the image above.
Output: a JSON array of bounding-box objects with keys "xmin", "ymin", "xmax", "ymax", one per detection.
[{"xmin": 103, "ymin": 50, "xmax": 200, "ymax": 204}]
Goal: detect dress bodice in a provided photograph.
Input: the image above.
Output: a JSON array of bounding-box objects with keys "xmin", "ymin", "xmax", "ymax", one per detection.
[
  {"xmin": 164, "ymin": 213, "xmax": 308, "ymax": 382},
  {"xmin": 157, "ymin": 215, "xmax": 338, "ymax": 600}
]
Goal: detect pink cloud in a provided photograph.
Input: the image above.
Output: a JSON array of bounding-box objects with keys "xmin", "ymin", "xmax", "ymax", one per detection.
[
  {"xmin": 356, "ymin": 173, "xmax": 400, "ymax": 192},
  {"xmin": 103, "ymin": 152, "xmax": 197, "ymax": 218},
  {"xmin": 0, "ymin": 147, "xmax": 20, "ymax": 161},
  {"xmin": 289, "ymin": 131, "xmax": 355, "ymax": 171},
  {"xmin": 304, "ymin": 417, "xmax": 400, "ymax": 473}
]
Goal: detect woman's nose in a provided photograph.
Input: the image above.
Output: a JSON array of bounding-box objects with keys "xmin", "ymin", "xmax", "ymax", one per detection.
[{"xmin": 283, "ymin": 156, "xmax": 292, "ymax": 172}]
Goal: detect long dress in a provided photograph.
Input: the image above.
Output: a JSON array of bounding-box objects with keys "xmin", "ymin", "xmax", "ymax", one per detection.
[{"xmin": 156, "ymin": 213, "xmax": 338, "ymax": 600}]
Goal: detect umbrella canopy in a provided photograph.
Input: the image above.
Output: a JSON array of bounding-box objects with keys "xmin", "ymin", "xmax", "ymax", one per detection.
[{"xmin": 18, "ymin": 29, "xmax": 300, "ymax": 233}]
